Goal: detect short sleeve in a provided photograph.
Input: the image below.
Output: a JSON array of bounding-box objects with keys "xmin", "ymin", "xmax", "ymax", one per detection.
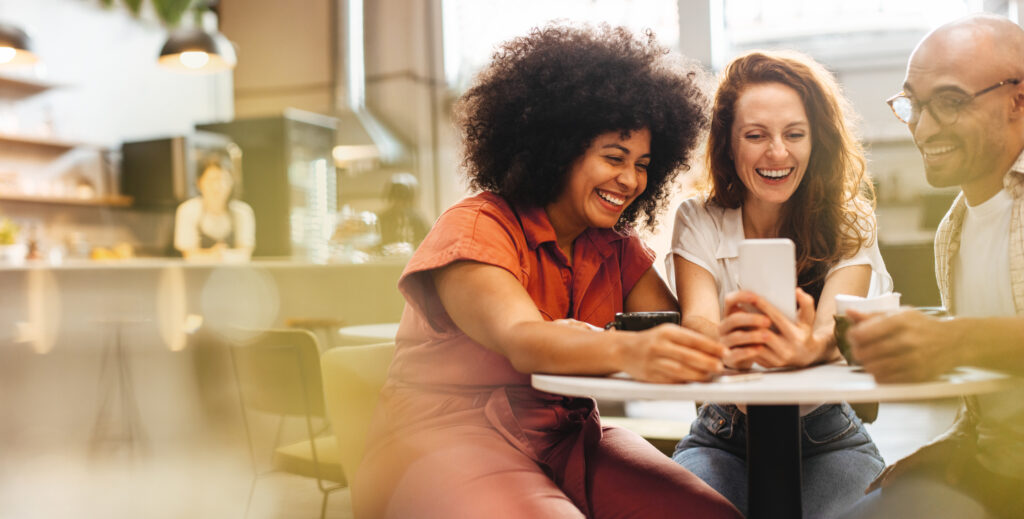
[
  {"xmin": 668, "ymin": 197, "xmax": 720, "ymax": 277},
  {"xmin": 618, "ymin": 234, "xmax": 656, "ymax": 296},
  {"xmin": 398, "ymin": 197, "xmax": 526, "ymax": 330},
  {"xmin": 173, "ymin": 198, "xmax": 201, "ymax": 252},
  {"xmin": 230, "ymin": 200, "xmax": 256, "ymax": 249},
  {"xmin": 827, "ymin": 213, "xmax": 894, "ymax": 297}
]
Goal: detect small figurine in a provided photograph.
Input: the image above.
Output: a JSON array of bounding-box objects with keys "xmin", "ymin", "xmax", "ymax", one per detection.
[
  {"xmin": 378, "ymin": 173, "xmax": 429, "ymax": 248},
  {"xmin": 174, "ymin": 154, "xmax": 254, "ymax": 261}
]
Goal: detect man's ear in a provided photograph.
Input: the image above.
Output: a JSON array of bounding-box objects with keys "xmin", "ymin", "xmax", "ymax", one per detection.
[{"xmin": 1010, "ymin": 89, "xmax": 1024, "ymax": 121}]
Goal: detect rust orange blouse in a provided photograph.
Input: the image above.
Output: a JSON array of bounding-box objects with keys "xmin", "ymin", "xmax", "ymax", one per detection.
[{"xmin": 388, "ymin": 191, "xmax": 654, "ymax": 388}]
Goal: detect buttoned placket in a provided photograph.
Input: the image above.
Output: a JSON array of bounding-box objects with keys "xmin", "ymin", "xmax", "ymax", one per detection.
[
  {"xmin": 561, "ymin": 263, "xmax": 575, "ymax": 319},
  {"xmin": 547, "ymin": 240, "xmax": 577, "ymax": 319}
]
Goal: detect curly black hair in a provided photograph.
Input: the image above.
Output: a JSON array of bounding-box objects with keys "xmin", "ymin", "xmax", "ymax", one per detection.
[{"xmin": 454, "ymin": 23, "xmax": 709, "ymax": 230}]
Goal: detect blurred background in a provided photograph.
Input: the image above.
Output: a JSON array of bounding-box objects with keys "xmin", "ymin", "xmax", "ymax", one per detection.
[{"xmin": 0, "ymin": 0, "xmax": 1012, "ymax": 517}]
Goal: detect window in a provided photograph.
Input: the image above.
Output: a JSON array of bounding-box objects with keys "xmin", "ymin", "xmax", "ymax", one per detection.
[
  {"xmin": 442, "ymin": 0, "xmax": 680, "ymax": 90},
  {"xmin": 716, "ymin": 0, "xmax": 982, "ymax": 68}
]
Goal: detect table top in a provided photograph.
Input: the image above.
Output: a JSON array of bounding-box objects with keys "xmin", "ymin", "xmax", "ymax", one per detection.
[
  {"xmin": 532, "ymin": 363, "xmax": 1022, "ymax": 405},
  {"xmin": 336, "ymin": 322, "xmax": 400, "ymax": 342}
]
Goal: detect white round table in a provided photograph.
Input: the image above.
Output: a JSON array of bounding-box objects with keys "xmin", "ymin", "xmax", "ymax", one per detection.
[
  {"xmin": 335, "ymin": 322, "xmax": 399, "ymax": 346},
  {"xmin": 533, "ymin": 363, "xmax": 1017, "ymax": 404},
  {"xmin": 533, "ymin": 363, "xmax": 1021, "ymax": 519}
]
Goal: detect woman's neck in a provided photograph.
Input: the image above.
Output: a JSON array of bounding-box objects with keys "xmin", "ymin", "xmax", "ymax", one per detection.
[
  {"xmin": 741, "ymin": 198, "xmax": 784, "ymax": 239},
  {"xmin": 202, "ymin": 198, "xmax": 230, "ymax": 214},
  {"xmin": 544, "ymin": 205, "xmax": 583, "ymax": 263}
]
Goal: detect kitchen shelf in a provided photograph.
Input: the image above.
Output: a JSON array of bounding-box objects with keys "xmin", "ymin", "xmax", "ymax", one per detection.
[
  {"xmin": 0, "ymin": 194, "xmax": 132, "ymax": 207},
  {"xmin": 0, "ymin": 133, "xmax": 100, "ymax": 152},
  {"xmin": 0, "ymin": 75, "xmax": 60, "ymax": 100}
]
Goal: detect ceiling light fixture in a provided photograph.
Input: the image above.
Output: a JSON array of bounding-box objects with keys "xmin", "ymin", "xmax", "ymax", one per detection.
[
  {"xmin": 158, "ymin": 2, "xmax": 235, "ymax": 74},
  {"xmin": 0, "ymin": 22, "xmax": 38, "ymax": 66}
]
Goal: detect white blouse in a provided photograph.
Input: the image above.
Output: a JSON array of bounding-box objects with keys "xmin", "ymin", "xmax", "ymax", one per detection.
[
  {"xmin": 667, "ymin": 196, "xmax": 893, "ymax": 313},
  {"xmin": 667, "ymin": 196, "xmax": 894, "ymax": 415}
]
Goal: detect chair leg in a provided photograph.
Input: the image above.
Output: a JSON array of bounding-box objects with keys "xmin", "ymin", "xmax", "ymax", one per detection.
[
  {"xmin": 319, "ymin": 488, "xmax": 330, "ymax": 519},
  {"xmin": 243, "ymin": 476, "xmax": 257, "ymax": 519}
]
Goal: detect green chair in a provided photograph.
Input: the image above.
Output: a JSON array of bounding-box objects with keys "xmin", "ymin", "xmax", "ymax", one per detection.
[
  {"xmin": 320, "ymin": 342, "xmax": 395, "ymax": 483},
  {"xmin": 230, "ymin": 329, "xmax": 346, "ymax": 519}
]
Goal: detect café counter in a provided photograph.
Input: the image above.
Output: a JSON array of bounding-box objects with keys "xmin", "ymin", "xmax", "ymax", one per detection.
[
  {"xmin": 0, "ymin": 257, "xmax": 407, "ymax": 351},
  {"xmin": 0, "ymin": 257, "xmax": 407, "ymax": 459}
]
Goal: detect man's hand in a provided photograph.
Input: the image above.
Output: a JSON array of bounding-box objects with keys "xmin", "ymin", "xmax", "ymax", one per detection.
[{"xmin": 846, "ymin": 308, "xmax": 966, "ymax": 383}]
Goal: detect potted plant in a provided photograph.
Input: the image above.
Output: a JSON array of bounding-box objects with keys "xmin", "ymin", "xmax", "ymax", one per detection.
[{"xmin": 0, "ymin": 217, "xmax": 26, "ymax": 264}]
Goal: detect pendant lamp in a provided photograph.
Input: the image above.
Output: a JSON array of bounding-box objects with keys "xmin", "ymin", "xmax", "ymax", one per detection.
[
  {"xmin": 0, "ymin": 22, "xmax": 38, "ymax": 66},
  {"xmin": 158, "ymin": 27, "xmax": 236, "ymax": 72}
]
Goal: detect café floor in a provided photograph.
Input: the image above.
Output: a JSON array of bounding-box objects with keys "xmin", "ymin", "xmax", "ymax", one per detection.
[{"xmin": 0, "ymin": 399, "xmax": 957, "ymax": 519}]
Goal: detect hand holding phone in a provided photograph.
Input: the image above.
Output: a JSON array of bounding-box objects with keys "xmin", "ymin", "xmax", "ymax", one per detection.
[{"xmin": 724, "ymin": 239, "xmax": 824, "ymax": 368}]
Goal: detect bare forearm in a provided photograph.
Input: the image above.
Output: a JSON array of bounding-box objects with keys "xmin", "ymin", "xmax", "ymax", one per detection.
[
  {"xmin": 953, "ymin": 317, "xmax": 1024, "ymax": 374},
  {"xmin": 502, "ymin": 321, "xmax": 628, "ymax": 375},
  {"xmin": 682, "ymin": 315, "xmax": 719, "ymax": 339}
]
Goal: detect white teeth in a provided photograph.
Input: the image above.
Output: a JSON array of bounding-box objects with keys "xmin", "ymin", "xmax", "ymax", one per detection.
[
  {"xmin": 757, "ymin": 168, "xmax": 792, "ymax": 179},
  {"xmin": 923, "ymin": 144, "xmax": 956, "ymax": 156},
  {"xmin": 597, "ymin": 190, "xmax": 625, "ymax": 206}
]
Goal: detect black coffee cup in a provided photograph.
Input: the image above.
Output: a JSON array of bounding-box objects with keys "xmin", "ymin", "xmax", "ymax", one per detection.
[
  {"xmin": 834, "ymin": 314, "xmax": 857, "ymax": 365},
  {"xmin": 605, "ymin": 311, "xmax": 680, "ymax": 331}
]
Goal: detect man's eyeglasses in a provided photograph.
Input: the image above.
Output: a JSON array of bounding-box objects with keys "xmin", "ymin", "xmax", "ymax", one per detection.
[{"xmin": 886, "ymin": 78, "xmax": 1021, "ymax": 125}]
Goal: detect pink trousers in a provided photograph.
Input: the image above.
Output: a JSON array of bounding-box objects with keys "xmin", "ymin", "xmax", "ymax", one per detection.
[{"xmin": 353, "ymin": 385, "xmax": 740, "ymax": 519}]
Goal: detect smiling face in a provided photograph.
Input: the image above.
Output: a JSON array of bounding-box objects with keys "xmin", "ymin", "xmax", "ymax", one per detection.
[
  {"xmin": 730, "ymin": 82, "xmax": 812, "ymax": 209},
  {"xmin": 545, "ymin": 129, "xmax": 650, "ymax": 240},
  {"xmin": 904, "ymin": 28, "xmax": 1016, "ymax": 199},
  {"xmin": 198, "ymin": 164, "xmax": 233, "ymax": 208}
]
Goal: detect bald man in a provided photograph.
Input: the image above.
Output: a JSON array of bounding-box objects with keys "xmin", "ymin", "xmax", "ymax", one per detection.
[{"xmin": 841, "ymin": 14, "xmax": 1024, "ymax": 519}]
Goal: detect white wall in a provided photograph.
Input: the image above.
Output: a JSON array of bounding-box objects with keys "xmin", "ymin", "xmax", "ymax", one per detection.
[
  {"xmin": 219, "ymin": 0, "xmax": 333, "ymax": 118},
  {"xmin": 0, "ymin": 0, "xmax": 232, "ymax": 254},
  {"xmin": 0, "ymin": 0, "xmax": 232, "ymax": 145}
]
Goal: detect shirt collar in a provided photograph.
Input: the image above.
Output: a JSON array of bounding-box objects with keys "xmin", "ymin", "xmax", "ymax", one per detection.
[
  {"xmin": 1005, "ymin": 148, "xmax": 1024, "ymax": 198},
  {"xmin": 515, "ymin": 204, "xmax": 626, "ymax": 258},
  {"xmin": 516, "ymin": 204, "xmax": 558, "ymax": 250},
  {"xmin": 715, "ymin": 204, "xmax": 745, "ymax": 260}
]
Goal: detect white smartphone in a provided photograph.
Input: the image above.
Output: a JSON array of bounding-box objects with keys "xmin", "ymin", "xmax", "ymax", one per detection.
[{"xmin": 737, "ymin": 238, "xmax": 796, "ymax": 321}]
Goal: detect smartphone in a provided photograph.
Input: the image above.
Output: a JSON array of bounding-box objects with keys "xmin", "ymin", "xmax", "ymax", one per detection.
[{"xmin": 737, "ymin": 238, "xmax": 796, "ymax": 322}]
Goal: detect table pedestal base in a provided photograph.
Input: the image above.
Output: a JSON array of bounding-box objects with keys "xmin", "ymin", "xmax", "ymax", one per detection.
[{"xmin": 747, "ymin": 405, "xmax": 801, "ymax": 518}]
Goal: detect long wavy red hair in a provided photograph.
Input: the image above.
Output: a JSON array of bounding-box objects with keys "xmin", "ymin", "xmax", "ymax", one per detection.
[{"xmin": 705, "ymin": 50, "xmax": 875, "ymax": 294}]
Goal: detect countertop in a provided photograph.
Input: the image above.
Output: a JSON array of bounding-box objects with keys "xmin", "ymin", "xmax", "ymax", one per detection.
[{"xmin": 0, "ymin": 256, "xmax": 410, "ymax": 272}]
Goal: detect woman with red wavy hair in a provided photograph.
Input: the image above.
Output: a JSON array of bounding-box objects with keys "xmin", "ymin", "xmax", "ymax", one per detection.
[{"xmin": 668, "ymin": 50, "xmax": 892, "ymax": 518}]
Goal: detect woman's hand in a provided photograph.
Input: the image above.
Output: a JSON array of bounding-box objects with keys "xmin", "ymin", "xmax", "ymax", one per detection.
[
  {"xmin": 618, "ymin": 323, "xmax": 728, "ymax": 383},
  {"xmin": 719, "ymin": 288, "xmax": 827, "ymax": 369}
]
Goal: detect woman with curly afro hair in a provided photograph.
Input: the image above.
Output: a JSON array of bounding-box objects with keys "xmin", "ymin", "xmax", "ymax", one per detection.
[{"xmin": 352, "ymin": 24, "xmax": 740, "ymax": 519}]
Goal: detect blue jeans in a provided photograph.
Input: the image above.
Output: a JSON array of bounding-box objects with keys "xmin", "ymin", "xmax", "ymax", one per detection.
[{"xmin": 673, "ymin": 403, "xmax": 884, "ymax": 519}]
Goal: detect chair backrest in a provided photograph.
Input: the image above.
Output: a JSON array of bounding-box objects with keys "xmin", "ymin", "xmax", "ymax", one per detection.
[
  {"xmin": 320, "ymin": 342, "xmax": 395, "ymax": 482},
  {"xmin": 231, "ymin": 329, "xmax": 326, "ymax": 418}
]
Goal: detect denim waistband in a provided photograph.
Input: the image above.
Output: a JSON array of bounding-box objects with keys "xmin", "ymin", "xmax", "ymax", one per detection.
[{"xmin": 714, "ymin": 402, "xmax": 844, "ymax": 421}]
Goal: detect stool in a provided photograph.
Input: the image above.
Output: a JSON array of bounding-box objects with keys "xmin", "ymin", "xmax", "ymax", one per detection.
[{"xmin": 90, "ymin": 319, "xmax": 148, "ymax": 457}]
